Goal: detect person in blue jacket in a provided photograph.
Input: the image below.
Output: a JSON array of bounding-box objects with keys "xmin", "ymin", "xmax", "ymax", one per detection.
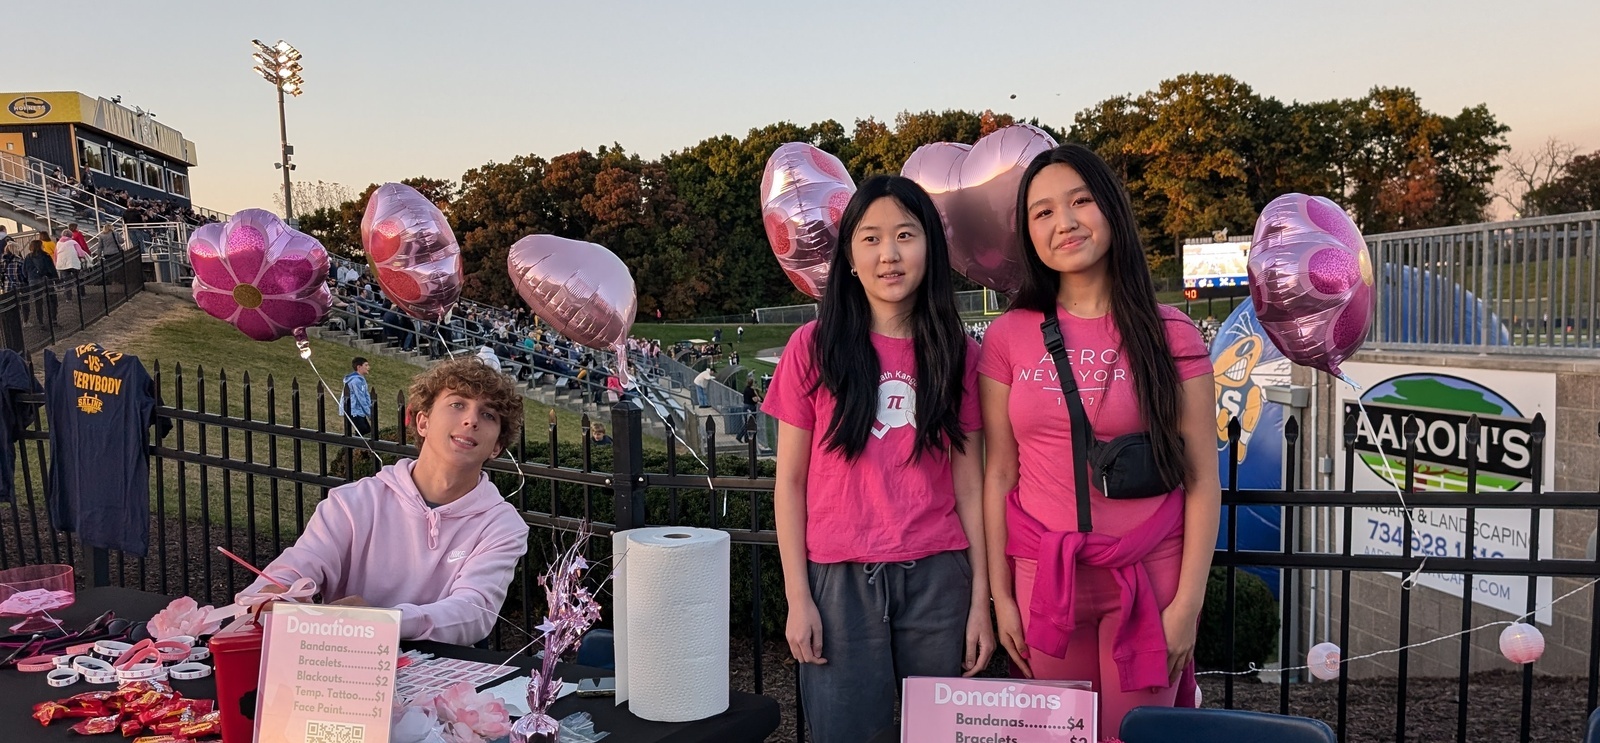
[{"xmin": 344, "ymin": 357, "xmax": 374, "ymax": 436}]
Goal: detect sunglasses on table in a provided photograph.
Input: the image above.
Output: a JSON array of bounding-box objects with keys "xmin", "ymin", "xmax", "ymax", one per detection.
[{"xmin": 0, "ymin": 613, "xmax": 148, "ymax": 667}]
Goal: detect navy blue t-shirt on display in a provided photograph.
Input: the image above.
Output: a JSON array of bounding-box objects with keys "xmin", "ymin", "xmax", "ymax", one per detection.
[
  {"xmin": 45, "ymin": 343, "xmax": 163, "ymax": 556},
  {"xmin": 0, "ymin": 349, "xmax": 41, "ymax": 502}
]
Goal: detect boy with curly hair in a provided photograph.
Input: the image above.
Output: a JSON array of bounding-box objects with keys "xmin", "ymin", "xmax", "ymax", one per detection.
[{"xmin": 243, "ymin": 358, "xmax": 529, "ymax": 644}]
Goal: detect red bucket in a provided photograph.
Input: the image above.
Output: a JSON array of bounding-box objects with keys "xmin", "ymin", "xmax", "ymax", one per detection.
[{"xmin": 209, "ymin": 623, "xmax": 265, "ymax": 743}]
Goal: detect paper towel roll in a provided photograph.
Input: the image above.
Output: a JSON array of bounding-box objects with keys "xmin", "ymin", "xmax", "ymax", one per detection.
[{"xmin": 612, "ymin": 527, "xmax": 730, "ymax": 722}]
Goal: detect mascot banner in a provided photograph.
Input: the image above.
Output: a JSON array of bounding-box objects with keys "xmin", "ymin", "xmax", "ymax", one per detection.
[{"xmin": 1210, "ymin": 301, "xmax": 1291, "ymax": 596}]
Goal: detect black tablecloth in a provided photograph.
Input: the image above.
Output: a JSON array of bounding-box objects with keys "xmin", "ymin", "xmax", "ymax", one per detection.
[{"xmin": 0, "ymin": 587, "xmax": 779, "ymax": 743}]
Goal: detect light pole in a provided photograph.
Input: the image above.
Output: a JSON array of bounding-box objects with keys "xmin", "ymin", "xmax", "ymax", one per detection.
[{"xmin": 251, "ymin": 39, "xmax": 304, "ymax": 221}]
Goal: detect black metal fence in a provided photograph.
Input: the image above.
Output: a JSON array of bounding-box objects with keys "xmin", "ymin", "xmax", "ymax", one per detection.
[
  {"xmin": 0, "ymin": 358, "xmax": 1597, "ymax": 742},
  {"xmin": 0, "ymin": 247, "xmax": 146, "ymax": 356}
]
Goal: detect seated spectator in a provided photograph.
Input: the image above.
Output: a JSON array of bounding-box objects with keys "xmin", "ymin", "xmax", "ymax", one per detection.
[
  {"xmin": 588, "ymin": 422, "xmax": 612, "ymax": 447},
  {"xmin": 475, "ymin": 345, "xmax": 501, "ymax": 372}
]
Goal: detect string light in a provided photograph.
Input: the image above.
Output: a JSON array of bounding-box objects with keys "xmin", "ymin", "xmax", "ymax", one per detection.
[{"xmin": 1198, "ymin": 577, "xmax": 1598, "ymax": 678}]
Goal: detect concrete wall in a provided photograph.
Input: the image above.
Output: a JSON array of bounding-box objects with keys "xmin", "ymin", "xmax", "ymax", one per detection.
[{"xmin": 1291, "ymin": 350, "xmax": 1600, "ymax": 679}]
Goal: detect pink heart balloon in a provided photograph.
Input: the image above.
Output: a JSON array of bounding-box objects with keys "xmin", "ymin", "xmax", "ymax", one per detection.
[
  {"xmin": 507, "ymin": 235, "xmax": 636, "ymax": 358},
  {"xmin": 1248, "ymin": 193, "xmax": 1374, "ymax": 378},
  {"xmin": 760, "ymin": 143, "xmax": 855, "ymax": 299},
  {"xmin": 901, "ymin": 124, "xmax": 1058, "ymax": 295},
  {"xmin": 188, "ymin": 209, "xmax": 331, "ymax": 342},
  {"xmin": 361, "ymin": 182, "xmax": 462, "ymax": 322}
]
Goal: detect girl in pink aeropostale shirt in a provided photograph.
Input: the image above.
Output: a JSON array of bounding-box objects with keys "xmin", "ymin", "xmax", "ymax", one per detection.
[
  {"xmin": 763, "ymin": 175, "xmax": 994, "ymax": 743},
  {"xmin": 979, "ymin": 145, "xmax": 1220, "ymax": 738}
]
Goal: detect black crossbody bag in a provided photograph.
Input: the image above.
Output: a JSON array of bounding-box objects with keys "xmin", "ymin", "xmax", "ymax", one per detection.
[{"xmin": 1041, "ymin": 308, "xmax": 1181, "ymax": 533}]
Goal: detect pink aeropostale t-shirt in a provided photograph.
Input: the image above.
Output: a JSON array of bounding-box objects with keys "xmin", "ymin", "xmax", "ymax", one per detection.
[
  {"xmin": 978, "ymin": 304, "xmax": 1212, "ymax": 538},
  {"xmin": 763, "ymin": 322, "xmax": 983, "ymax": 564}
]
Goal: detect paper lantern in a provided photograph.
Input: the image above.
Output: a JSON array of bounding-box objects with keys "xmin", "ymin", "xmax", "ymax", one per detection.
[
  {"xmin": 1307, "ymin": 642, "xmax": 1342, "ymax": 680},
  {"xmin": 1499, "ymin": 623, "xmax": 1545, "ymax": 665}
]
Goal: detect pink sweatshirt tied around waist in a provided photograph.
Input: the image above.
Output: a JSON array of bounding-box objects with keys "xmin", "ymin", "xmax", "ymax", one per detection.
[{"xmin": 1006, "ymin": 488, "xmax": 1184, "ymax": 694}]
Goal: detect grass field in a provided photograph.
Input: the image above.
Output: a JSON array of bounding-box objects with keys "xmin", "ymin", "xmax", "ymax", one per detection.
[
  {"xmin": 628, "ymin": 322, "xmax": 800, "ymax": 377},
  {"xmin": 112, "ymin": 308, "xmax": 600, "ymax": 448}
]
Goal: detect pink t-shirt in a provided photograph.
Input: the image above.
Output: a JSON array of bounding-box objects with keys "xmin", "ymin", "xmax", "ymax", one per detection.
[
  {"xmin": 978, "ymin": 304, "xmax": 1211, "ymax": 538},
  {"xmin": 763, "ymin": 322, "xmax": 982, "ymax": 563}
]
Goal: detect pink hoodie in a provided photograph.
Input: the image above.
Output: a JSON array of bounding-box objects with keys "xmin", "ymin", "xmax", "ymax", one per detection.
[{"xmin": 242, "ymin": 459, "xmax": 529, "ymax": 645}]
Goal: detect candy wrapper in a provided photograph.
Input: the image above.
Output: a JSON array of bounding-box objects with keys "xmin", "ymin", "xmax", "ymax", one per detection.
[
  {"xmin": 32, "ymin": 696, "xmax": 110, "ymax": 725},
  {"xmin": 70, "ymin": 714, "xmax": 121, "ymax": 735},
  {"xmin": 33, "ymin": 701, "xmax": 73, "ymax": 726},
  {"xmin": 149, "ymin": 710, "xmax": 220, "ymax": 738},
  {"xmin": 137, "ymin": 698, "xmax": 195, "ymax": 727},
  {"xmin": 33, "ymin": 678, "xmax": 189, "ymax": 736}
]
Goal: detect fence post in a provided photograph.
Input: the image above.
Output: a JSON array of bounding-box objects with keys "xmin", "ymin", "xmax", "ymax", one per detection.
[
  {"xmin": 0, "ymin": 294, "xmax": 21, "ymax": 353},
  {"xmin": 611, "ymin": 399, "xmax": 646, "ymax": 530}
]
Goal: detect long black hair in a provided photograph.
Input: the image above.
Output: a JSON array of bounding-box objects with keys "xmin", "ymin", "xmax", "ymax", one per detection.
[
  {"xmin": 811, "ymin": 175, "xmax": 968, "ymax": 462},
  {"xmin": 1011, "ymin": 144, "xmax": 1190, "ymax": 487}
]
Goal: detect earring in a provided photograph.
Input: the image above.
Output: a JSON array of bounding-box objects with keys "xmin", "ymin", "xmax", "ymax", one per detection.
[{"xmin": 850, "ymin": 269, "xmax": 858, "ymax": 276}]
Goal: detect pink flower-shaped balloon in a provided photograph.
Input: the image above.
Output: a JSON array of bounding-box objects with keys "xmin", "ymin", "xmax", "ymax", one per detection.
[
  {"xmin": 189, "ymin": 209, "xmax": 332, "ymax": 342},
  {"xmin": 507, "ymin": 234, "xmax": 636, "ymax": 359},
  {"xmin": 1248, "ymin": 194, "xmax": 1374, "ymax": 378},
  {"xmin": 761, "ymin": 143, "xmax": 855, "ymax": 299},
  {"xmin": 362, "ymin": 183, "xmax": 463, "ymax": 322},
  {"xmin": 902, "ymin": 124, "xmax": 1058, "ymax": 295}
]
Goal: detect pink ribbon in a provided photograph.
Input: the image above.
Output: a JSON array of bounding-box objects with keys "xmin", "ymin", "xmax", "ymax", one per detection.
[
  {"xmin": 0, "ymin": 589, "xmax": 73, "ymax": 616},
  {"xmin": 204, "ymin": 578, "xmax": 318, "ymax": 629}
]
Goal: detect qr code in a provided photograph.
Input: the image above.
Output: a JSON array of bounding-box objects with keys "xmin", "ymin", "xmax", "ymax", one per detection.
[{"xmin": 306, "ymin": 720, "xmax": 366, "ymax": 743}]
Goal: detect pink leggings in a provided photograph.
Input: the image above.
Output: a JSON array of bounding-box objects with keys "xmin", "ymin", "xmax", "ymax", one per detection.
[{"xmin": 1012, "ymin": 535, "xmax": 1184, "ymax": 740}]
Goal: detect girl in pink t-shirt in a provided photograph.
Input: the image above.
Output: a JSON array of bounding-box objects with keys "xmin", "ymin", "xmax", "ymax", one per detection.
[
  {"xmin": 979, "ymin": 144, "xmax": 1222, "ymax": 738},
  {"xmin": 763, "ymin": 175, "xmax": 993, "ymax": 743}
]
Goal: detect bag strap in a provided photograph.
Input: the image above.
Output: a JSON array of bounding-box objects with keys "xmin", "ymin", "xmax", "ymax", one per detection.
[{"xmin": 1041, "ymin": 307, "xmax": 1095, "ymax": 533}]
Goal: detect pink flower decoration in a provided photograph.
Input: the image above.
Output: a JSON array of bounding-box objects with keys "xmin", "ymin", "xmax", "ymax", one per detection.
[
  {"xmin": 430, "ymin": 682, "xmax": 512, "ymax": 742},
  {"xmin": 148, "ymin": 596, "xmax": 221, "ymax": 640},
  {"xmin": 391, "ymin": 701, "xmax": 446, "ymax": 743},
  {"xmin": 189, "ymin": 208, "xmax": 332, "ymax": 342}
]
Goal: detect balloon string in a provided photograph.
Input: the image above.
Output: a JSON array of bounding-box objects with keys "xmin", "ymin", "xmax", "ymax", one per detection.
[
  {"xmin": 498, "ymin": 448, "xmax": 530, "ymax": 504},
  {"xmin": 433, "ymin": 328, "xmax": 458, "ymax": 360},
  {"xmin": 1196, "ymin": 577, "xmax": 1598, "ymax": 678},
  {"xmin": 1348, "ymin": 382, "xmax": 1428, "ymax": 590},
  {"xmin": 300, "ymin": 352, "xmax": 389, "ymax": 470},
  {"xmin": 621, "ymin": 364, "xmax": 722, "ymax": 516}
]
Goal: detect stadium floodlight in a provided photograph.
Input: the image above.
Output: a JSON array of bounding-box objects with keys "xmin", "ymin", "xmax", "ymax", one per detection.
[{"xmin": 250, "ymin": 38, "xmax": 305, "ymax": 219}]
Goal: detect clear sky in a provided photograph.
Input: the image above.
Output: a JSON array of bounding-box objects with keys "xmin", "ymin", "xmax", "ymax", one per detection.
[{"xmin": 15, "ymin": 0, "xmax": 1599, "ymax": 214}]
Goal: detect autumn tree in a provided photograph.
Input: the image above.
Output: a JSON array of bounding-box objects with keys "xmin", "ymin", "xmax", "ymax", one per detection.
[{"xmin": 1524, "ymin": 150, "xmax": 1600, "ymax": 215}]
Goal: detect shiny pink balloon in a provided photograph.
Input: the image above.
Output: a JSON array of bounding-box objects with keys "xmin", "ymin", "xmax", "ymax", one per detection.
[
  {"xmin": 901, "ymin": 124, "xmax": 1057, "ymax": 294},
  {"xmin": 188, "ymin": 209, "xmax": 332, "ymax": 342},
  {"xmin": 507, "ymin": 235, "xmax": 636, "ymax": 358},
  {"xmin": 361, "ymin": 182, "xmax": 462, "ymax": 322},
  {"xmin": 1248, "ymin": 194, "xmax": 1374, "ymax": 378},
  {"xmin": 761, "ymin": 143, "xmax": 855, "ymax": 299}
]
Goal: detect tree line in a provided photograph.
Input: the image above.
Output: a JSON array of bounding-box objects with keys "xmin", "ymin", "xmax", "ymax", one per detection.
[{"xmin": 297, "ymin": 73, "xmax": 1545, "ymax": 320}]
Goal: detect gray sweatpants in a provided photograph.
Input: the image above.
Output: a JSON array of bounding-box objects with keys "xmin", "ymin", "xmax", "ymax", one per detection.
[{"xmin": 799, "ymin": 550, "xmax": 972, "ymax": 743}]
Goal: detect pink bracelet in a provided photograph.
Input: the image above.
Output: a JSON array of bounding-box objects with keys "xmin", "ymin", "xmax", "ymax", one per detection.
[{"xmin": 17, "ymin": 655, "xmax": 59, "ymax": 672}]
